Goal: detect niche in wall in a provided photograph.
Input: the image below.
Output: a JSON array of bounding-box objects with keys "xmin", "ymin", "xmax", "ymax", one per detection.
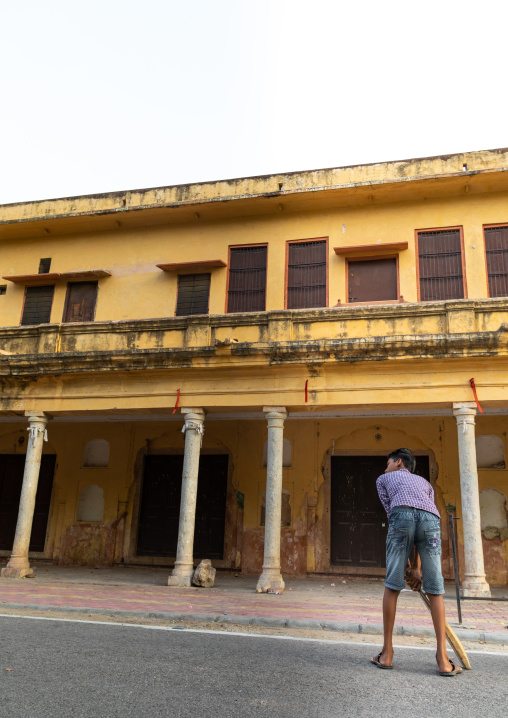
[
  {"xmin": 475, "ymin": 435, "xmax": 505, "ymax": 469},
  {"xmin": 83, "ymin": 439, "xmax": 110, "ymax": 468},
  {"xmin": 77, "ymin": 484, "xmax": 105, "ymax": 522}
]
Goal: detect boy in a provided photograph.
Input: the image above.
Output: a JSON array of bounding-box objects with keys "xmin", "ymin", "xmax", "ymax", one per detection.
[{"xmin": 371, "ymin": 448, "xmax": 461, "ymax": 676}]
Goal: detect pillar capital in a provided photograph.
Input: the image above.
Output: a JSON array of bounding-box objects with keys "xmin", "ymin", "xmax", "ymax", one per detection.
[
  {"xmin": 263, "ymin": 406, "xmax": 287, "ymax": 422},
  {"xmin": 25, "ymin": 411, "xmax": 49, "ymax": 425},
  {"xmin": 181, "ymin": 408, "xmax": 206, "ymax": 421},
  {"xmin": 453, "ymin": 402, "xmax": 477, "ymax": 418}
]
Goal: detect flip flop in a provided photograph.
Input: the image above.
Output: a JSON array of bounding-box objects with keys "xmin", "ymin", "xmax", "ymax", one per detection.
[
  {"xmin": 439, "ymin": 660, "xmax": 462, "ymax": 677},
  {"xmin": 371, "ymin": 652, "xmax": 393, "ymax": 669}
]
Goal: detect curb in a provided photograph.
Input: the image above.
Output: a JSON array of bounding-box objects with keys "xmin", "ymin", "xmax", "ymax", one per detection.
[{"xmin": 1, "ymin": 602, "xmax": 507, "ymax": 645}]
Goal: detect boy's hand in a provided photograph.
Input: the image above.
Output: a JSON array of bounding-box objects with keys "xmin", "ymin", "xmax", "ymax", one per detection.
[{"xmin": 406, "ymin": 569, "xmax": 422, "ymax": 592}]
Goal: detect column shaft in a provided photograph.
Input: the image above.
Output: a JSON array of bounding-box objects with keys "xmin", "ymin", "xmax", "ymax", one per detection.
[
  {"xmin": 257, "ymin": 407, "xmax": 287, "ymax": 593},
  {"xmin": 168, "ymin": 409, "xmax": 205, "ymax": 587},
  {"xmin": 453, "ymin": 403, "xmax": 491, "ymax": 597},
  {"xmin": 2, "ymin": 412, "xmax": 49, "ymax": 579}
]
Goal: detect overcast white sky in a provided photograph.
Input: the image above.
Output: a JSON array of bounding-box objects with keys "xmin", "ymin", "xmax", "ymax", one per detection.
[{"xmin": 1, "ymin": 1, "xmax": 507, "ymax": 205}]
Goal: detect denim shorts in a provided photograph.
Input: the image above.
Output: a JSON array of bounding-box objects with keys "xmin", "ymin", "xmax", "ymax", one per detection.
[{"xmin": 385, "ymin": 506, "xmax": 444, "ymax": 595}]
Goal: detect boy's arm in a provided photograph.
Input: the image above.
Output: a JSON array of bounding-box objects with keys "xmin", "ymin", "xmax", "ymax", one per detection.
[
  {"xmin": 376, "ymin": 476, "xmax": 390, "ymax": 516},
  {"xmin": 406, "ymin": 550, "xmax": 423, "ymax": 592}
]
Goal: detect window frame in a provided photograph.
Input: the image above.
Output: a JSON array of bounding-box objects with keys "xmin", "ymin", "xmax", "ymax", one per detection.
[
  {"xmin": 174, "ymin": 271, "xmax": 211, "ymax": 317},
  {"xmin": 225, "ymin": 243, "xmax": 268, "ymax": 314},
  {"xmin": 284, "ymin": 236, "xmax": 329, "ymax": 310},
  {"xmin": 415, "ymin": 225, "xmax": 467, "ymax": 302},
  {"xmin": 20, "ymin": 284, "xmax": 55, "ymax": 326},
  {"xmin": 344, "ymin": 254, "xmax": 400, "ymax": 305},
  {"xmin": 483, "ymin": 223, "xmax": 508, "ymax": 298}
]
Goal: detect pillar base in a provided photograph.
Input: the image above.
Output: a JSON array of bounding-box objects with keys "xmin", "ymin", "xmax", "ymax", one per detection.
[
  {"xmin": 167, "ymin": 575, "xmax": 192, "ymax": 587},
  {"xmin": 1, "ymin": 566, "xmax": 35, "ymax": 579},
  {"xmin": 462, "ymin": 580, "xmax": 491, "ymax": 598},
  {"xmin": 256, "ymin": 570, "xmax": 285, "ymax": 593}
]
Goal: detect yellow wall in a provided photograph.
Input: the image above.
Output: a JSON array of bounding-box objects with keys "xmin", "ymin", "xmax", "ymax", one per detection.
[{"xmin": 1, "ymin": 190, "xmax": 508, "ymax": 327}]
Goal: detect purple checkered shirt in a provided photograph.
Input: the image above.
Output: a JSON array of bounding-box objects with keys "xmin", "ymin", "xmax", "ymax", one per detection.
[{"xmin": 376, "ymin": 468, "xmax": 440, "ymax": 518}]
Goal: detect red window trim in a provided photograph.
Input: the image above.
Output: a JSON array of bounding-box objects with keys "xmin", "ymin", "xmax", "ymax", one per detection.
[
  {"xmin": 414, "ymin": 226, "xmax": 467, "ymax": 302},
  {"xmin": 284, "ymin": 236, "xmax": 329, "ymax": 310}
]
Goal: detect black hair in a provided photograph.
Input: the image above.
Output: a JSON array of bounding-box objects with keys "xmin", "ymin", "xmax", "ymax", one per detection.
[{"xmin": 387, "ymin": 448, "xmax": 416, "ymax": 473}]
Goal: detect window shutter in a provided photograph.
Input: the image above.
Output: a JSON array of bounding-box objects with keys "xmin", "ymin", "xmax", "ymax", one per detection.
[
  {"xmin": 63, "ymin": 282, "xmax": 98, "ymax": 322},
  {"xmin": 348, "ymin": 258, "xmax": 397, "ymax": 303},
  {"xmin": 21, "ymin": 285, "xmax": 54, "ymax": 325},
  {"xmin": 175, "ymin": 273, "xmax": 210, "ymax": 316},
  {"xmin": 485, "ymin": 226, "xmax": 508, "ymax": 298},
  {"xmin": 418, "ymin": 229, "xmax": 464, "ymax": 301},
  {"xmin": 287, "ymin": 240, "xmax": 327, "ymax": 309},
  {"xmin": 227, "ymin": 246, "xmax": 267, "ymax": 313}
]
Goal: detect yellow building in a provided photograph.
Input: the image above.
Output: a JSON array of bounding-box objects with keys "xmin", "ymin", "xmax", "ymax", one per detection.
[{"xmin": 1, "ymin": 148, "xmax": 507, "ymax": 593}]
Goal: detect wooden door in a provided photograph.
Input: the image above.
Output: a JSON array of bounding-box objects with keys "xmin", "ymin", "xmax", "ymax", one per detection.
[
  {"xmin": 137, "ymin": 455, "xmax": 228, "ymax": 559},
  {"xmin": 330, "ymin": 455, "xmax": 430, "ymax": 568},
  {"xmin": 63, "ymin": 282, "xmax": 98, "ymax": 322},
  {"xmin": 0, "ymin": 454, "xmax": 56, "ymax": 552}
]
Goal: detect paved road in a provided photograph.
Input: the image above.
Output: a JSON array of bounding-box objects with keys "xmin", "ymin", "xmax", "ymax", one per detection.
[{"xmin": 1, "ymin": 616, "xmax": 506, "ymax": 718}]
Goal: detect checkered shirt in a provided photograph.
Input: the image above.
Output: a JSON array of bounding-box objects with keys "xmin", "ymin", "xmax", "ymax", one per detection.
[{"xmin": 376, "ymin": 468, "xmax": 440, "ymax": 518}]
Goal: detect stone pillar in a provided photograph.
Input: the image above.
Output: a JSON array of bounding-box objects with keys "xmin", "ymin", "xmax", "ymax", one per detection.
[
  {"xmin": 168, "ymin": 409, "xmax": 205, "ymax": 587},
  {"xmin": 453, "ymin": 402, "xmax": 491, "ymax": 597},
  {"xmin": 1, "ymin": 412, "xmax": 49, "ymax": 579},
  {"xmin": 257, "ymin": 406, "xmax": 287, "ymax": 593}
]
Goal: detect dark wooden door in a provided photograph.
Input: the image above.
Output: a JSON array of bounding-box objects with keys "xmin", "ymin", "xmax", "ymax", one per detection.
[
  {"xmin": 0, "ymin": 454, "xmax": 56, "ymax": 552},
  {"xmin": 63, "ymin": 282, "xmax": 98, "ymax": 322},
  {"xmin": 137, "ymin": 454, "xmax": 228, "ymax": 559},
  {"xmin": 330, "ymin": 455, "xmax": 430, "ymax": 568}
]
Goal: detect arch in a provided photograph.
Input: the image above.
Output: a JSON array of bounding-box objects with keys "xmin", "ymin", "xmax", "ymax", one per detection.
[
  {"xmin": 262, "ymin": 438, "xmax": 292, "ymax": 467},
  {"xmin": 77, "ymin": 484, "xmax": 104, "ymax": 522},
  {"xmin": 475, "ymin": 435, "xmax": 505, "ymax": 469},
  {"xmin": 83, "ymin": 439, "xmax": 110, "ymax": 467}
]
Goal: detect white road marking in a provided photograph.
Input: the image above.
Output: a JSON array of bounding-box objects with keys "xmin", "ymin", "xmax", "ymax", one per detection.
[{"xmin": 0, "ymin": 612, "xmax": 506, "ymax": 656}]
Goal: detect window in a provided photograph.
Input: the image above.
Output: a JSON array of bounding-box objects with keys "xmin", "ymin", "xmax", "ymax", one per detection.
[
  {"xmin": 347, "ymin": 258, "xmax": 398, "ymax": 303},
  {"xmin": 175, "ymin": 273, "xmax": 210, "ymax": 316},
  {"xmin": 21, "ymin": 285, "xmax": 54, "ymax": 325},
  {"xmin": 0, "ymin": 285, "xmax": 6, "ymax": 296},
  {"xmin": 38, "ymin": 258, "xmax": 52, "ymax": 274},
  {"xmin": 227, "ymin": 245, "xmax": 267, "ymax": 313},
  {"xmin": 484, "ymin": 225, "xmax": 508, "ymax": 297},
  {"xmin": 63, "ymin": 281, "xmax": 98, "ymax": 322},
  {"xmin": 286, "ymin": 239, "xmax": 327, "ymax": 309},
  {"xmin": 417, "ymin": 228, "xmax": 465, "ymax": 301}
]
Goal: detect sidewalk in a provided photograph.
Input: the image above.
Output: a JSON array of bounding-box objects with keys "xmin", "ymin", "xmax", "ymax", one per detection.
[{"xmin": 1, "ymin": 564, "xmax": 507, "ymax": 644}]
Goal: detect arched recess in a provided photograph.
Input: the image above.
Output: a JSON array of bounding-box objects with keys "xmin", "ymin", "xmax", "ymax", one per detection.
[
  {"xmin": 83, "ymin": 439, "xmax": 110, "ymax": 468},
  {"xmin": 476, "ymin": 435, "xmax": 505, "ymax": 469},
  {"xmin": 77, "ymin": 484, "xmax": 104, "ymax": 522},
  {"xmin": 317, "ymin": 422, "xmax": 442, "ymax": 576}
]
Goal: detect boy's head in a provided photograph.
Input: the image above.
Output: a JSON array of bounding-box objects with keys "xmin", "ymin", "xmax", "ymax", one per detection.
[{"xmin": 386, "ymin": 447, "xmax": 416, "ymax": 474}]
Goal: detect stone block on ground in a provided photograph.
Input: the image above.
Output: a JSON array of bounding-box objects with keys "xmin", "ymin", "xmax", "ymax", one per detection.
[{"xmin": 192, "ymin": 559, "xmax": 216, "ymax": 588}]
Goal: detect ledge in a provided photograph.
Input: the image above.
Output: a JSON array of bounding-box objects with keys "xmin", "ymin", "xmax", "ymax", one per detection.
[
  {"xmin": 156, "ymin": 260, "xmax": 226, "ymax": 272},
  {"xmin": 2, "ymin": 269, "xmax": 112, "ymax": 284},
  {"xmin": 333, "ymin": 242, "xmax": 408, "ymax": 256}
]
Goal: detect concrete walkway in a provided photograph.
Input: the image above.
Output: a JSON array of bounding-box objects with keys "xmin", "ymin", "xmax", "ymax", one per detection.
[{"xmin": 0, "ymin": 564, "xmax": 507, "ymax": 644}]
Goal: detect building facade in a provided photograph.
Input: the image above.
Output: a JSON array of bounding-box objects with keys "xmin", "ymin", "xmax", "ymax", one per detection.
[{"xmin": 1, "ymin": 149, "xmax": 508, "ymax": 594}]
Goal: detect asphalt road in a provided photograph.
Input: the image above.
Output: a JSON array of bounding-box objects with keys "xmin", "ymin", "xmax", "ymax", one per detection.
[{"xmin": 0, "ymin": 616, "xmax": 506, "ymax": 718}]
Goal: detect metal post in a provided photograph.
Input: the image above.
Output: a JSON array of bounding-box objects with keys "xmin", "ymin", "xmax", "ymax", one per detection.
[{"xmin": 449, "ymin": 513, "xmax": 462, "ymax": 624}]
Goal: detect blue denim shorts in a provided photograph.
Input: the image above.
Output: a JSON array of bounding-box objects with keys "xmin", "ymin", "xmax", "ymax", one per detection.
[{"xmin": 385, "ymin": 506, "xmax": 445, "ymax": 595}]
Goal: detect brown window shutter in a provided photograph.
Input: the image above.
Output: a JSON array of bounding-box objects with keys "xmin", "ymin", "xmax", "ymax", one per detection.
[
  {"xmin": 63, "ymin": 282, "xmax": 98, "ymax": 322},
  {"xmin": 418, "ymin": 229, "xmax": 464, "ymax": 301},
  {"xmin": 485, "ymin": 226, "xmax": 508, "ymax": 297},
  {"xmin": 348, "ymin": 258, "xmax": 397, "ymax": 303},
  {"xmin": 175, "ymin": 273, "xmax": 211, "ymax": 316},
  {"xmin": 21, "ymin": 285, "xmax": 55, "ymax": 325},
  {"xmin": 227, "ymin": 246, "xmax": 267, "ymax": 313},
  {"xmin": 287, "ymin": 240, "xmax": 327, "ymax": 309}
]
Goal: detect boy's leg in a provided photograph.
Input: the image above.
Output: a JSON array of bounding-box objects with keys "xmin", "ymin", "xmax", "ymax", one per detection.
[
  {"xmin": 378, "ymin": 587, "xmax": 400, "ymax": 666},
  {"xmin": 427, "ymin": 594, "xmax": 459, "ymax": 673}
]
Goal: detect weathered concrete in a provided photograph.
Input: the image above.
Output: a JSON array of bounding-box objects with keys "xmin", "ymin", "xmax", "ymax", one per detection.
[
  {"xmin": 1, "ymin": 412, "xmax": 49, "ymax": 579},
  {"xmin": 257, "ymin": 407, "xmax": 287, "ymax": 593},
  {"xmin": 192, "ymin": 559, "xmax": 216, "ymax": 587},
  {"xmin": 168, "ymin": 409, "xmax": 205, "ymax": 588},
  {"xmin": 453, "ymin": 402, "xmax": 491, "ymax": 597}
]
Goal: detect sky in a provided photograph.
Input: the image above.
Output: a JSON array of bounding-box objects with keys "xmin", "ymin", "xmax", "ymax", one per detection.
[{"xmin": 1, "ymin": 0, "xmax": 507, "ymax": 205}]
